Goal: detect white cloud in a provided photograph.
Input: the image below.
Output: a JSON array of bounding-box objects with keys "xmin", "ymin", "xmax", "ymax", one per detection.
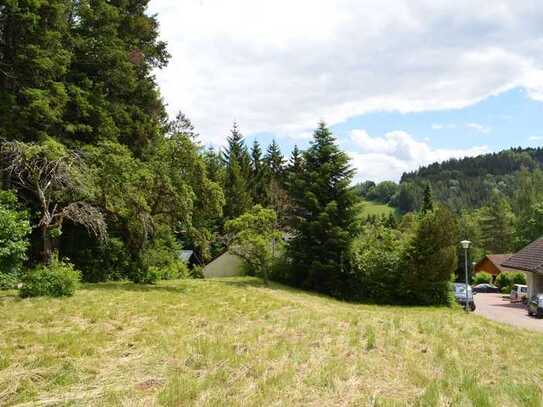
[
  {"xmin": 529, "ymin": 136, "xmax": 543, "ymax": 141},
  {"xmin": 432, "ymin": 123, "xmax": 456, "ymax": 130},
  {"xmin": 466, "ymin": 123, "xmax": 491, "ymax": 134},
  {"xmin": 148, "ymin": 0, "xmax": 543, "ymax": 144},
  {"xmin": 348, "ymin": 130, "xmax": 489, "ymax": 182}
]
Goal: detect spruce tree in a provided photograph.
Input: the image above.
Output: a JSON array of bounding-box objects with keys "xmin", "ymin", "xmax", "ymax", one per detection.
[
  {"xmin": 250, "ymin": 140, "xmax": 267, "ymax": 204},
  {"xmin": 479, "ymin": 190, "xmax": 515, "ymax": 253},
  {"xmin": 223, "ymin": 123, "xmax": 252, "ymax": 218},
  {"xmin": 287, "ymin": 122, "xmax": 357, "ymax": 296},
  {"xmin": 421, "ymin": 184, "xmax": 434, "ymax": 213},
  {"xmin": 264, "ymin": 140, "xmax": 285, "ymax": 178}
]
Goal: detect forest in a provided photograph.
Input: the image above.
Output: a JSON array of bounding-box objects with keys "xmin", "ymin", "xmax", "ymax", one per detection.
[{"xmin": 0, "ymin": 0, "xmax": 537, "ymax": 306}]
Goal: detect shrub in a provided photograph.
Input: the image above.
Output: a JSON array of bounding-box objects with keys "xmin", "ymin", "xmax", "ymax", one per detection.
[
  {"xmin": 0, "ymin": 190, "xmax": 31, "ymax": 276},
  {"xmin": 189, "ymin": 265, "xmax": 204, "ymax": 279},
  {"xmin": 495, "ymin": 272, "xmax": 511, "ymax": 290},
  {"xmin": 0, "ymin": 272, "xmax": 21, "ymax": 290},
  {"xmin": 20, "ymin": 257, "xmax": 81, "ymax": 298},
  {"xmin": 473, "ymin": 272, "xmax": 493, "ymax": 285},
  {"xmin": 495, "ymin": 272, "xmax": 527, "ymax": 293},
  {"xmin": 349, "ymin": 224, "xmax": 406, "ymax": 303},
  {"xmin": 159, "ymin": 261, "xmax": 189, "ymax": 280},
  {"xmin": 133, "ymin": 225, "xmax": 187, "ymax": 284},
  {"xmin": 403, "ymin": 205, "xmax": 459, "ymax": 305}
]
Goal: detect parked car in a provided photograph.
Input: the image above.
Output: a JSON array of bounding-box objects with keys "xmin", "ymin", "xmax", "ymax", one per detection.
[
  {"xmin": 510, "ymin": 284, "xmax": 528, "ymax": 303},
  {"xmin": 472, "ymin": 283, "xmax": 499, "ymax": 293},
  {"xmin": 528, "ymin": 294, "xmax": 543, "ymax": 318},
  {"xmin": 453, "ymin": 283, "xmax": 476, "ymax": 311}
]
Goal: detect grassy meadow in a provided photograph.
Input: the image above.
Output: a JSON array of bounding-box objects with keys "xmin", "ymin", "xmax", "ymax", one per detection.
[
  {"xmin": 1, "ymin": 277, "xmax": 543, "ymax": 406},
  {"xmin": 356, "ymin": 200, "xmax": 397, "ymax": 218}
]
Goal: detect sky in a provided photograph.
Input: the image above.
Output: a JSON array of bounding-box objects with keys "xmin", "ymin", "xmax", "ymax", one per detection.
[{"xmin": 148, "ymin": 0, "xmax": 543, "ymax": 183}]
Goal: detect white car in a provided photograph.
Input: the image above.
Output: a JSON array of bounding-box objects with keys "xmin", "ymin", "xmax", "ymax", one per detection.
[{"xmin": 510, "ymin": 284, "xmax": 528, "ymax": 303}]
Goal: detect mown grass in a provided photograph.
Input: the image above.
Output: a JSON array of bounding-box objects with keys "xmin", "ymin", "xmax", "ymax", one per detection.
[{"xmin": 1, "ymin": 277, "xmax": 542, "ymax": 406}]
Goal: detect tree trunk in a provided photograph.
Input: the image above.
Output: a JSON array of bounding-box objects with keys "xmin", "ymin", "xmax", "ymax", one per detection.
[{"xmin": 41, "ymin": 225, "xmax": 52, "ymax": 264}]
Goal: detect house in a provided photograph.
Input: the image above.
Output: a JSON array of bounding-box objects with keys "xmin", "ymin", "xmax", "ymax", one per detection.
[
  {"xmin": 474, "ymin": 254, "xmax": 517, "ymax": 281},
  {"xmin": 202, "ymin": 252, "xmax": 243, "ymax": 278},
  {"xmin": 502, "ymin": 238, "xmax": 543, "ymax": 298}
]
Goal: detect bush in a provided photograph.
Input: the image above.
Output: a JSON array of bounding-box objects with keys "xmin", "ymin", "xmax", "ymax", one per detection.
[
  {"xmin": 0, "ymin": 190, "xmax": 31, "ymax": 276},
  {"xmin": 473, "ymin": 272, "xmax": 492, "ymax": 285},
  {"xmin": 189, "ymin": 265, "xmax": 204, "ymax": 279},
  {"xmin": 495, "ymin": 272, "xmax": 527, "ymax": 293},
  {"xmin": 0, "ymin": 272, "xmax": 21, "ymax": 290},
  {"xmin": 131, "ymin": 225, "xmax": 187, "ymax": 284},
  {"xmin": 349, "ymin": 224, "xmax": 406, "ymax": 303},
  {"xmin": 20, "ymin": 257, "xmax": 81, "ymax": 298}
]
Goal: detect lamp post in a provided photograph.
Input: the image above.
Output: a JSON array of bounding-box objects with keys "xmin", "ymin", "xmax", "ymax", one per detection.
[{"xmin": 460, "ymin": 240, "xmax": 472, "ymax": 312}]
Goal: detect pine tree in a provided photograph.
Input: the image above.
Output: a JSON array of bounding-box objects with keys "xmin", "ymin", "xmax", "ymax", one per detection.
[
  {"xmin": 421, "ymin": 184, "xmax": 434, "ymax": 213},
  {"xmin": 223, "ymin": 123, "xmax": 252, "ymax": 219},
  {"xmin": 287, "ymin": 122, "xmax": 357, "ymax": 296}
]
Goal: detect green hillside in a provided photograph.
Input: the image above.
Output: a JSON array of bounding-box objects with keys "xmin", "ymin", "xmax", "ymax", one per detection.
[
  {"xmin": 2, "ymin": 278, "xmax": 542, "ymax": 406},
  {"xmin": 356, "ymin": 200, "xmax": 397, "ymax": 218}
]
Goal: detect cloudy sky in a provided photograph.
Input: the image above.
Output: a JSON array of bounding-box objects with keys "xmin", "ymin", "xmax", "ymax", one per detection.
[{"xmin": 148, "ymin": 0, "xmax": 543, "ymax": 182}]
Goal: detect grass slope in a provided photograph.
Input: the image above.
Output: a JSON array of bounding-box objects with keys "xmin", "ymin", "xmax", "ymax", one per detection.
[
  {"xmin": 1, "ymin": 278, "xmax": 543, "ymax": 406},
  {"xmin": 356, "ymin": 200, "xmax": 397, "ymax": 218}
]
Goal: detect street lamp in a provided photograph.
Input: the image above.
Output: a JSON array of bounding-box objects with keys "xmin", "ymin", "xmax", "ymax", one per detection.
[{"xmin": 460, "ymin": 240, "xmax": 472, "ymax": 312}]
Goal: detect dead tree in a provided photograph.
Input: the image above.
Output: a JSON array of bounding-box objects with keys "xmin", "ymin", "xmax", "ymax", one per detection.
[{"xmin": 0, "ymin": 140, "xmax": 107, "ymax": 263}]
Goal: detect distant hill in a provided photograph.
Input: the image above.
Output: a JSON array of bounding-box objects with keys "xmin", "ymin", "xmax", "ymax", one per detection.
[{"xmin": 399, "ymin": 147, "xmax": 543, "ymax": 211}]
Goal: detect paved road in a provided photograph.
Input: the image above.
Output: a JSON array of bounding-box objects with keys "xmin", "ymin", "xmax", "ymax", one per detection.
[{"xmin": 474, "ymin": 293, "xmax": 543, "ymax": 332}]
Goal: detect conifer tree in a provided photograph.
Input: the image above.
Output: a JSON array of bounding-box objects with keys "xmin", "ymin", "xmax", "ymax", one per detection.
[
  {"xmin": 223, "ymin": 123, "xmax": 252, "ymax": 218},
  {"xmin": 421, "ymin": 184, "xmax": 434, "ymax": 213},
  {"xmin": 287, "ymin": 122, "xmax": 357, "ymax": 296},
  {"xmin": 264, "ymin": 140, "xmax": 285, "ymax": 178},
  {"xmin": 250, "ymin": 140, "xmax": 267, "ymax": 204},
  {"xmin": 479, "ymin": 190, "xmax": 515, "ymax": 253}
]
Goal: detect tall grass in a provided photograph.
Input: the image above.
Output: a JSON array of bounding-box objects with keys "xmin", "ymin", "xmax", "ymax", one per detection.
[{"xmin": 1, "ymin": 277, "xmax": 542, "ymax": 406}]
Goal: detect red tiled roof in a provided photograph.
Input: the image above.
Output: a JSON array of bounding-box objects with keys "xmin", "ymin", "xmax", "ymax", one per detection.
[{"xmin": 502, "ymin": 238, "xmax": 543, "ymax": 274}]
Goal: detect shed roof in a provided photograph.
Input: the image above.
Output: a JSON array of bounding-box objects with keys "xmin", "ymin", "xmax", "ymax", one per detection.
[{"xmin": 502, "ymin": 238, "xmax": 543, "ymax": 274}]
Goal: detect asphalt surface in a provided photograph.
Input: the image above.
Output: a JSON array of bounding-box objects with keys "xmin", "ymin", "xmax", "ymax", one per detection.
[{"xmin": 474, "ymin": 293, "xmax": 543, "ymax": 332}]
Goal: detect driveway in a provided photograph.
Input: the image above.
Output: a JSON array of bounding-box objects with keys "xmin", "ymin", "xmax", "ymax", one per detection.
[{"xmin": 474, "ymin": 293, "xmax": 543, "ymax": 332}]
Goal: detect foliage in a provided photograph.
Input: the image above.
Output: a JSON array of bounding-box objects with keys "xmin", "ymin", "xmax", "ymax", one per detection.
[
  {"xmin": 19, "ymin": 256, "xmax": 80, "ymax": 298},
  {"xmin": 495, "ymin": 272, "xmax": 527, "ymax": 292},
  {"xmin": 403, "ymin": 205, "xmax": 459, "ymax": 305},
  {"xmin": 189, "ymin": 265, "xmax": 204, "ymax": 279},
  {"xmin": 225, "ymin": 205, "xmax": 281, "ymax": 284},
  {"xmin": 473, "ymin": 272, "xmax": 493, "ymax": 285},
  {"xmin": 0, "ymin": 0, "xmax": 169, "ymax": 153},
  {"xmin": 401, "ymin": 148, "xmax": 543, "ymax": 211},
  {"xmin": 223, "ymin": 123, "xmax": 252, "ymax": 219},
  {"xmin": 0, "ymin": 190, "xmax": 31, "ymax": 275},
  {"xmin": 0, "ymin": 271, "xmax": 21, "ymax": 290},
  {"xmin": 479, "ymin": 190, "xmax": 515, "ymax": 254},
  {"xmin": 366, "ymin": 181, "xmax": 399, "ymax": 204},
  {"xmin": 286, "ymin": 122, "xmax": 357, "ymax": 297},
  {"xmin": 349, "ymin": 224, "xmax": 406, "ymax": 303}
]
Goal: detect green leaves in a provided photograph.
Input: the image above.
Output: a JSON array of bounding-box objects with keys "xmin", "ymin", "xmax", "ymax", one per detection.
[{"xmin": 0, "ymin": 191, "xmax": 31, "ymax": 275}]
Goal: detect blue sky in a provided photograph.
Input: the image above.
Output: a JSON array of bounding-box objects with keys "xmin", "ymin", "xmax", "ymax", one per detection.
[
  {"xmin": 243, "ymin": 88, "xmax": 543, "ymax": 181},
  {"xmin": 149, "ymin": 0, "xmax": 543, "ymax": 182}
]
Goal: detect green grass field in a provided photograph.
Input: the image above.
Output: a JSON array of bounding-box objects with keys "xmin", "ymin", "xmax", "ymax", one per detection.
[
  {"xmin": 1, "ymin": 277, "xmax": 543, "ymax": 406},
  {"xmin": 356, "ymin": 200, "xmax": 397, "ymax": 218}
]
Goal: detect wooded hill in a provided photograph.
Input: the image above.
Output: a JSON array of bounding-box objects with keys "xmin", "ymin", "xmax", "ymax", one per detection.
[{"xmin": 399, "ymin": 147, "xmax": 543, "ymax": 212}]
